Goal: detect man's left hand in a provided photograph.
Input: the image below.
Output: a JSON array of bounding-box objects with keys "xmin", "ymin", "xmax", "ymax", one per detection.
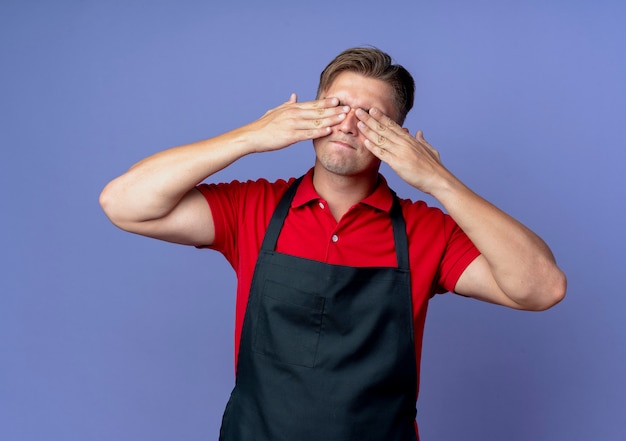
[{"xmin": 356, "ymin": 107, "xmax": 451, "ymax": 196}]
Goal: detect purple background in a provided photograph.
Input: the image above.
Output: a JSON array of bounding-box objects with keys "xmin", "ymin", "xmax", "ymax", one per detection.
[{"xmin": 1, "ymin": 1, "xmax": 625, "ymax": 440}]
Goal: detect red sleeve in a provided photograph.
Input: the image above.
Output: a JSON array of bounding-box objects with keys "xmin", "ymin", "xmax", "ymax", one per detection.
[
  {"xmin": 436, "ymin": 217, "xmax": 481, "ymax": 294},
  {"xmin": 195, "ymin": 178, "xmax": 291, "ymax": 269},
  {"xmin": 195, "ymin": 180, "xmax": 243, "ymax": 267},
  {"xmin": 402, "ymin": 199, "xmax": 480, "ymax": 296}
]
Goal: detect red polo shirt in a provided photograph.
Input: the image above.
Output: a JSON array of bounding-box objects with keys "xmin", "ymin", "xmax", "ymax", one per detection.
[{"xmin": 197, "ymin": 168, "xmax": 479, "ymax": 388}]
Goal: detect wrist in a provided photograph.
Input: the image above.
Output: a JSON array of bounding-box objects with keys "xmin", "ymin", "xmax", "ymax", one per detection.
[
  {"xmin": 220, "ymin": 125, "xmax": 262, "ymax": 156},
  {"xmin": 426, "ymin": 172, "xmax": 468, "ymax": 205}
]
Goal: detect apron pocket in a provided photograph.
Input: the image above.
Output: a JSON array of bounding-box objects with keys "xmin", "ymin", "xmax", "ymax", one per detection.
[{"xmin": 253, "ymin": 279, "xmax": 325, "ymax": 368}]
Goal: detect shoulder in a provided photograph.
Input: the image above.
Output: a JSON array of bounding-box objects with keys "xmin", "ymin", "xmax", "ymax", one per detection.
[
  {"xmin": 397, "ymin": 195, "xmax": 454, "ymax": 231},
  {"xmin": 396, "ymin": 194, "xmax": 480, "ymax": 294},
  {"xmin": 195, "ymin": 176, "xmax": 297, "ymax": 258},
  {"xmin": 395, "ymin": 194, "xmax": 470, "ymax": 256},
  {"xmin": 197, "ymin": 176, "xmax": 296, "ymax": 205},
  {"xmin": 197, "ymin": 175, "xmax": 295, "ymax": 193},
  {"xmin": 376, "ymin": 175, "xmax": 452, "ymax": 233}
]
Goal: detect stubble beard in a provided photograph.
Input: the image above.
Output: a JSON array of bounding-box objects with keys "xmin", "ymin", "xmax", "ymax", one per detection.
[
  {"xmin": 318, "ymin": 152, "xmax": 359, "ymax": 176},
  {"xmin": 314, "ymin": 139, "xmax": 364, "ymax": 176},
  {"xmin": 314, "ymin": 140, "xmax": 379, "ymax": 176}
]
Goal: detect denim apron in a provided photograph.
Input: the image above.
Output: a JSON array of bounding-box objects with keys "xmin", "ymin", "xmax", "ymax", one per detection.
[{"xmin": 219, "ymin": 177, "xmax": 417, "ymax": 441}]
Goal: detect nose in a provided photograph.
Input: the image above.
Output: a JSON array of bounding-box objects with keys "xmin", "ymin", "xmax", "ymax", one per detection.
[{"xmin": 337, "ymin": 107, "xmax": 359, "ymax": 136}]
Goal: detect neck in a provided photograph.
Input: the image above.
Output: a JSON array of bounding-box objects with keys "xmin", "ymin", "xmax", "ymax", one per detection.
[{"xmin": 312, "ymin": 163, "xmax": 379, "ymax": 221}]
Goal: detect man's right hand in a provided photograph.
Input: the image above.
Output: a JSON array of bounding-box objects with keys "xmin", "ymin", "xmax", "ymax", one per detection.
[
  {"xmin": 244, "ymin": 94, "xmax": 349, "ymax": 153},
  {"xmin": 100, "ymin": 94, "xmax": 348, "ymax": 247}
]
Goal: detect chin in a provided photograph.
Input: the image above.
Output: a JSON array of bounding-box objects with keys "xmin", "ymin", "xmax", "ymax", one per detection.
[{"xmin": 318, "ymin": 157, "xmax": 379, "ymax": 178}]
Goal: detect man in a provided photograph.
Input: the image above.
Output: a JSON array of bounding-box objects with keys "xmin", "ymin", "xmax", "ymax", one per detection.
[{"xmin": 100, "ymin": 47, "xmax": 566, "ymax": 440}]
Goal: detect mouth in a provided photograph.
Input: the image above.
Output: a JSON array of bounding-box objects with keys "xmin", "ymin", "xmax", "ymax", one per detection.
[{"xmin": 330, "ymin": 139, "xmax": 358, "ymax": 150}]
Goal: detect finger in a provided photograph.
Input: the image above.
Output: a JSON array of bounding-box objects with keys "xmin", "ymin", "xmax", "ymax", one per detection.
[
  {"xmin": 286, "ymin": 104, "xmax": 347, "ymax": 132},
  {"xmin": 302, "ymin": 126, "xmax": 333, "ymax": 140},
  {"xmin": 415, "ymin": 130, "xmax": 432, "ymax": 149},
  {"xmin": 302, "ymin": 111, "xmax": 347, "ymax": 130},
  {"xmin": 415, "ymin": 130, "xmax": 442, "ymax": 161},
  {"xmin": 308, "ymin": 96, "xmax": 340, "ymax": 110},
  {"xmin": 362, "ymin": 137, "xmax": 390, "ymax": 162},
  {"xmin": 302, "ymin": 103, "xmax": 349, "ymax": 121},
  {"xmin": 356, "ymin": 107, "xmax": 402, "ymax": 134},
  {"xmin": 357, "ymin": 111, "xmax": 395, "ymax": 148},
  {"xmin": 280, "ymin": 97, "xmax": 347, "ymax": 128},
  {"xmin": 358, "ymin": 119, "xmax": 392, "ymax": 161},
  {"xmin": 288, "ymin": 93, "xmax": 298, "ymax": 104}
]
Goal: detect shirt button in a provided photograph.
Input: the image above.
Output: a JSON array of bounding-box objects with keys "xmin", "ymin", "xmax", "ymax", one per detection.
[
  {"xmin": 318, "ymin": 202, "xmax": 325, "ymax": 209},
  {"xmin": 331, "ymin": 234, "xmax": 339, "ymax": 243}
]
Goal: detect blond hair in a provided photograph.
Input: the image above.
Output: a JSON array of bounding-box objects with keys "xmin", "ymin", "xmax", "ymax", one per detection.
[{"xmin": 317, "ymin": 47, "xmax": 415, "ymax": 124}]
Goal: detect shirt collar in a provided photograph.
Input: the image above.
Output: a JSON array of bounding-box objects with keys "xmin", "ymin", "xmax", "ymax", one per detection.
[{"xmin": 292, "ymin": 168, "xmax": 394, "ymax": 213}]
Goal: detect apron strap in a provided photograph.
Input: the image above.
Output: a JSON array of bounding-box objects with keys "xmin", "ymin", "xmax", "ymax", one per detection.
[
  {"xmin": 389, "ymin": 191, "xmax": 409, "ymax": 271},
  {"xmin": 260, "ymin": 176, "xmax": 409, "ymax": 271},
  {"xmin": 259, "ymin": 176, "xmax": 304, "ymax": 253}
]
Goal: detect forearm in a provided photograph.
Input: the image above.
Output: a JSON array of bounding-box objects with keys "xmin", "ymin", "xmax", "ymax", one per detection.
[
  {"xmin": 354, "ymin": 109, "xmax": 566, "ymax": 309},
  {"xmin": 100, "ymin": 95, "xmax": 346, "ymax": 234},
  {"xmin": 434, "ymin": 175, "xmax": 566, "ymax": 309},
  {"xmin": 100, "ymin": 127, "xmax": 254, "ymax": 226}
]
